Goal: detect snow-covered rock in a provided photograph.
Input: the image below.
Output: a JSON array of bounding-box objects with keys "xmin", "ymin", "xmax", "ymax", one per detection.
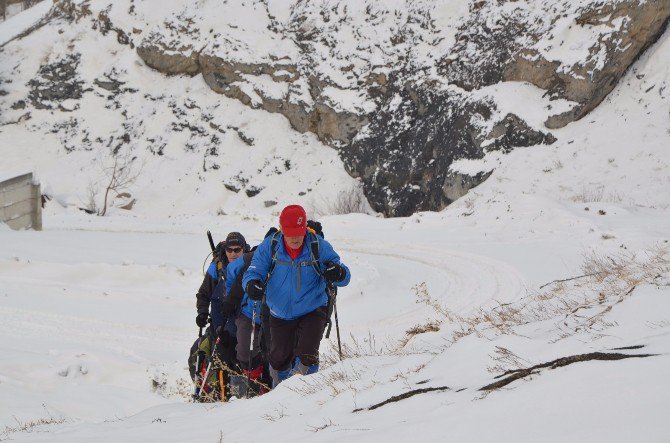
[{"xmin": 0, "ymin": 0, "xmax": 668, "ymax": 218}]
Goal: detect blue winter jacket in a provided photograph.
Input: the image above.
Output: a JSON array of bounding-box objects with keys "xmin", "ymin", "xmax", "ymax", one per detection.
[
  {"xmin": 207, "ymin": 261, "xmax": 237, "ymax": 336},
  {"xmin": 242, "ymin": 232, "xmax": 351, "ymax": 321},
  {"xmin": 225, "ymin": 256, "xmax": 261, "ymax": 324}
]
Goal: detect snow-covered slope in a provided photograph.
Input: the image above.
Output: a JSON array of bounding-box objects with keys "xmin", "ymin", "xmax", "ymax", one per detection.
[
  {"xmin": 1, "ymin": 0, "xmax": 667, "ymax": 217},
  {"xmin": 0, "ymin": 1, "xmax": 365, "ymax": 220},
  {"xmin": 0, "ymin": 1, "xmax": 669, "ymax": 442}
]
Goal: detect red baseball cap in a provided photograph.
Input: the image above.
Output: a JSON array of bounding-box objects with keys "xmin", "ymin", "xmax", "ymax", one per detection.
[{"xmin": 279, "ymin": 205, "xmax": 307, "ymax": 237}]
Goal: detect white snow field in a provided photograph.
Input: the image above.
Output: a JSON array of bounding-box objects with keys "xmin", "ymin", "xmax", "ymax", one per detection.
[{"xmin": 1, "ymin": 3, "xmax": 670, "ymax": 443}]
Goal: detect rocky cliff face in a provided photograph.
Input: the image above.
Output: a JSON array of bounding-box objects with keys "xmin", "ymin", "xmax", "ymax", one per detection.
[
  {"xmin": 130, "ymin": 0, "xmax": 669, "ymax": 216},
  {"xmin": 4, "ymin": 0, "xmax": 669, "ymax": 217}
]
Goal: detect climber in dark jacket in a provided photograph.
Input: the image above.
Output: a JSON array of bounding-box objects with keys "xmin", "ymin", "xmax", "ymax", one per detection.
[{"xmin": 195, "ymin": 231, "xmax": 247, "ymax": 340}]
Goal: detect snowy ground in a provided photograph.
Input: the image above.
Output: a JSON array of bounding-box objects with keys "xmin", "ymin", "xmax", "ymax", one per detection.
[
  {"xmin": 1, "ymin": 3, "xmax": 670, "ymax": 443},
  {"xmin": 1, "ymin": 197, "xmax": 668, "ymax": 442}
]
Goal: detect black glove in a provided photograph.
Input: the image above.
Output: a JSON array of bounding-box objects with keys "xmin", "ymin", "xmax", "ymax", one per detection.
[
  {"xmin": 246, "ymin": 279, "xmax": 265, "ymax": 301},
  {"xmin": 324, "ymin": 261, "xmax": 345, "ymax": 282},
  {"xmin": 196, "ymin": 312, "xmax": 209, "ymax": 328}
]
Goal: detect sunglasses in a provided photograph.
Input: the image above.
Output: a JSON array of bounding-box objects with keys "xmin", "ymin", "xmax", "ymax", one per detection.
[{"xmin": 225, "ymin": 247, "xmax": 243, "ymax": 253}]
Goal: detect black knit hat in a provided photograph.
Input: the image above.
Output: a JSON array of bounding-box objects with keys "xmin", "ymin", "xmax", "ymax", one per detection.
[{"xmin": 225, "ymin": 231, "xmax": 246, "ymax": 248}]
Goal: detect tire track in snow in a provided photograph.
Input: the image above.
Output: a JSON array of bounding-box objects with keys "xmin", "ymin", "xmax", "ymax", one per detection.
[{"xmin": 339, "ymin": 241, "xmax": 528, "ymax": 316}]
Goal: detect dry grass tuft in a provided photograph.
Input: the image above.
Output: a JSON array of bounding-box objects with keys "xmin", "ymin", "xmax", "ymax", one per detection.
[
  {"xmin": 487, "ymin": 346, "xmax": 533, "ymax": 374},
  {"xmin": 306, "ymin": 418, "xmax": 336, "ymax": 432},
  {"xmin": 286, "ymin": 364, "xmax": 365, "ymax": 397},
  {"xmin": 261, "ymin": 405, "xmax": 288, "ymax": 422},
  {"xmin": 413, "ymin": 245, "xmax": 670, "ymax": 346},
  {"xmin": 398, "ymin": 320, "xmax": 441, "ymax": 348},
  {"xmin": 1, "ymin": 415, "xmax": 67, "ymax": 441},
  {"xmin": 572, "ymin": 185, "xmax": 623, "ymax": 203},
  {"xmin": 320, "ymin": 331, "xmax": 398, "ymax": 367}
]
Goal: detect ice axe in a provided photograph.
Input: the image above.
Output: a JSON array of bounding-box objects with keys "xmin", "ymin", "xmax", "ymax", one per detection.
[{"xmin": 207, "ymin": 230, "xmax": 216, "ymax": 253}]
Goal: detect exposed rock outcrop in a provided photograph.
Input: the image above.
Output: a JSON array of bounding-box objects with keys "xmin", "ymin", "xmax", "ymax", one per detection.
[
  {"xmin": 37, "ymin": 0, "xmax": 670, "ymax": 216},
  {"xmin": 137, "ymin": 40, "xmax": 200, "ymax": 76},
  {"xmin": 197, "ymin": 52, "xmax": 368, "ymax": 145},
  {"xmin": 27, "ymin": 53, "xmax": 87, "ymax": 110},
  {"xmin": 511, "ymin": 1, "xmax": 670, "ymax": 128},
  {"xmin": 342, "ymin": 83, "xmax": 555, "ymax": 215},
  {"xmin": 443, "ymin": 0, "xmax": 670, "ymax": 129}
]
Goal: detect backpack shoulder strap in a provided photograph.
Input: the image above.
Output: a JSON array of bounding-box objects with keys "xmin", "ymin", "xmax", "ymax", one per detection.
[
  {"xmin": 264, "ymin": 231, "xmax": 281, "ymax": 283},
  {"xmin": 237, "ymin": 252, "xmax": 253, "ymax": 282},
  {"xmin": 230, "ymin": 252, "xmax": 254, "ymax": 307},
  {"xmin": 243, "ymin": 252, "xmax": 253, "ymax": 269},
  {"xmin": 308, "ymin": 232, "xmax": 323, "ymax": 277}
]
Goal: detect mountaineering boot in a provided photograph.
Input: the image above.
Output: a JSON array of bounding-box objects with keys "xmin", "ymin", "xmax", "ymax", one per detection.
[
  {"xmin": 291, "ymin": 357, "xmax": 319, "ymax": 376},
  {"xmin": 270, "ymin": 365, "xmax": 293, "ymax": 388}
]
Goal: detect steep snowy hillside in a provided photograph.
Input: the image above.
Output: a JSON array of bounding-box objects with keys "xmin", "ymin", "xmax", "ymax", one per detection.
[
  {"xmin": 132, "ymin": 0, "xmax": 669, "ymax": 215},
  {"xmin": 0, "ymin": 1, "xmax": 669, "ymax": 442},
  {"xmin": 0, "ymin": 1, "xmax": 366, "ymax": 220},
  {"xmin": 1, "ymin": 0, "xmax": 668, "ymax": 217}
]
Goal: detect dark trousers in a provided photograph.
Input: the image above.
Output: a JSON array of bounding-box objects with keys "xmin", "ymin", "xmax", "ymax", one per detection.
[
  {"xmin": 268, "ymin": 307, "xmax": 328, "ymax": 371},
  {"xmin": 235, "ymin": 315, "xmax": 262, "ymax": 369}
]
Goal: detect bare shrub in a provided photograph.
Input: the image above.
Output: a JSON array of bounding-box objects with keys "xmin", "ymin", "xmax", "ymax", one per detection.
[
  {"xmin": 542, "ymin": 159, "xmax": 564, "ymax": 173},
  {"xmin": 85, "ymin": 153, "xmax": 143, "ymax": 216},
  {"xmin": 194, "ymin": 354, "xmax": 270, "ymax": 403},
  {"xmin": 310, "ymin": 185, "xmax": 370, "ymax": 217},
  {"xmin": 99, "ymin": 154, "xmax": 142, "ymax": 216},
  {"xmin": 572, "ymin": 185, "xmax": 623, "ymax": 203},
  {"xmin": 83, "ymin": 182, "xmax": 99, "ymax": 214}
]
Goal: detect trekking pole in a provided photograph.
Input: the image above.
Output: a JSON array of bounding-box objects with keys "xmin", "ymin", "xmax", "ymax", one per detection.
[
  {"xmin": 192, "ymin": 326, "xmax": 203, "ymax": 401},
  {"xmin": 325, "ymin": 284, "xmax": 342, "ymax": 361},
  {"xmin": 247, "ymin": 302, "xmax": 257, "ymax": 398},
  {"xmin": 333, "ymin": 301, "xmax": 342, "ymax": 361}
]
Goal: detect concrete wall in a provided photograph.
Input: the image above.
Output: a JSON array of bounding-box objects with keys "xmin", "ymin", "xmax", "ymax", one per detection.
[{"xmin": 0, "ymin": 172, "xmax": 42, "ymax": 230}]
